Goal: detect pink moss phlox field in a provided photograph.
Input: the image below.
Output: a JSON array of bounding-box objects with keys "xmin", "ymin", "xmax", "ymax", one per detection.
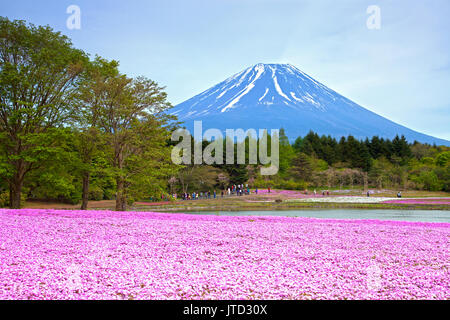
[
  {"xmin": 254, "ymin": 189, "xmax": 312, "ymax": 197},
  {"xmin": 0, "ymin": 209, "xmax": 449, "ymax": 300},
  {"xmin": 256, "ymin": 189, "xmax": 302, "ymax": 194},
  {"xmin": 254, "ymin": 189, "xmax": 343, "ymax": 198}
]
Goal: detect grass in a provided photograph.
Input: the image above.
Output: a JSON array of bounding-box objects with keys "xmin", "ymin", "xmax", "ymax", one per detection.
[
  {"xmin": 22, "ymin": 189, "xmax": 450, "ymax": 212},
  {"xmin": 138, "ymin": 200, "xmax": 450, "ymax": 213}
]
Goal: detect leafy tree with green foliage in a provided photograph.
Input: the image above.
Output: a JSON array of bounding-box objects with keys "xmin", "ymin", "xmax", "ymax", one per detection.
[
  {"xmin": 290, "ymin": 152, "xmax": 312, "ymax": 181},
  {"xmin": 435, "ymin": 151, "xmax": 450, "ymax": 167},
  {"xmin": 0, "ymin": 18, "xmax": 88, "ymax": 207},
  {"xmin": 434, "ymin": 165, "xmax": 450, "ymax": 192},
  {"xmin": 72, "ymin": 127, "xmax": 107, "ymax": 209},
  {"xmin": 414, "ymin": 170, "xmax": 442, "ymax": 191},
  {"xmin": 23, "ymin": 128, "xmax": 82, "ymax": 204},
  {"xmin": 278, "ymin": 128, "xmax": 295, "ymax": 175},
  {"xmin": 78, "ymin": 58, "xmax": 175, "ymax": 210},
  {"xmin": 369, "ymin": 157, "xmax": 392, "ymax": 189},
  {"xmin": 74, "ymin": 57, "xmax": 118, "ymax": 209}
]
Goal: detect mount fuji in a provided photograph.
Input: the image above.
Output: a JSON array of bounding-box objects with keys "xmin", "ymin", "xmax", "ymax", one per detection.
[{"xmin": 170, "ymin": 63, "xmax": 449, "ymax": 146}]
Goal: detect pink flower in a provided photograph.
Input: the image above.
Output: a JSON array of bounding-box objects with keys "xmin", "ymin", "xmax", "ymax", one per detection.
[{"xmin": 0, "ymin": 209, "xmax": 448, "ymax": 300}]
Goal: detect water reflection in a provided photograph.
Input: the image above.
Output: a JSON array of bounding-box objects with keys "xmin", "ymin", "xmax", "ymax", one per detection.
[{"xmin": 187, "ymin": 209, "xmax": 450, "ymax": 223}]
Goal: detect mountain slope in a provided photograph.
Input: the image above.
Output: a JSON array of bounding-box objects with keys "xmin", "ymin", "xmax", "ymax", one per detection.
[{"xmin": 170, "ymin": 63, "xmax": 449, "ymax": 146}]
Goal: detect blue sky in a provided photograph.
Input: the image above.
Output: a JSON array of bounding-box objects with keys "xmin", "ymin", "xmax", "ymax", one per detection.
[{"xmin": 2, "ymin": 0, "xmax": 450, "ymax": 140}]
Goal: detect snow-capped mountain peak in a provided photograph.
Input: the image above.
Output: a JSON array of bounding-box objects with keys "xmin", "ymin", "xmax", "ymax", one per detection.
[
  {"xmin": 170, "ymin": 63, "xmax": 449, "ymax": 146},
  {"xmin": 171, "ymin": 63, "xmax": 335, "ymax": 118}
]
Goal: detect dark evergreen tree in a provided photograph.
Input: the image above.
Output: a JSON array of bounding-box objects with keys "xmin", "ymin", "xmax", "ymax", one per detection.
[{"xmin": 290, "ymin": 152, "xmax": 312, "ymax": 181}]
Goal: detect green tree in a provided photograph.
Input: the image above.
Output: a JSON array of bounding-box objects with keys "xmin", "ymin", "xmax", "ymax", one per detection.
[
  {"xmin": 74, "ymin": 57, "xmax": 117, "ymax": 209},
  {"xmin": 72, "ymin": 127, "xmax": 107, "ymax": 209},
  {"xmin": 415, "ymin": 171, "xmax": 442, "ymax": 191},
  {"xmin": 368, "ymin": 157, "xmax": 392, "ymax": 189},
  {"xmin": 290, "ymin": 152, "xmax": 312, "ymax": 181},
  {"xmin": 79, "ymin": 59, "xmax": 174, "ymax": 210},
  {"xmin": 0, "ymin": 18, "xmax": 88, "ymax": 208},
  {"xmin": 292, "ymin": 136, "xmax": 303, "ymax": 153},
  {"xmin": 434, "ymin": 165, "xmax": 450, "ymax": 192},
  {"xmin": 22, "ymin": 128, "xmax": 81, "ymax": 204},
  {"xmin": 392, "ymin": 135, "xmax": 412, "ymax": 162},
  {"xmin": 278, "ymin": 128, "xmax": 294, "ymax": 175},
  {"xmin": 435, "ymin": 151, "xmax": 450, "ymax": 167}
]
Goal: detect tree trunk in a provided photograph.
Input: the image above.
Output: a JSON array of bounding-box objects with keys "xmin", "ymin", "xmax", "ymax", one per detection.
[
  {"xmin": 363, "ymin": 173, "xmax": 368, "ymax": 192},
  {"xmin": 115, "ymin": 177, "xmax": 127, "ymax": 211},
  {"xmin": 80, "ymin": 171, "xmax": 90, "ymax": 210},
  {"xmin": 115, "ymin": 148, "xmax": 127, "ymax": 211},
  {"xmin": 402, "ymin": 172, "xmax": 408, "ymax": 191},
  {"xmin": 9, "ymin": 180, "xmax": 23, "ymax": 209}
]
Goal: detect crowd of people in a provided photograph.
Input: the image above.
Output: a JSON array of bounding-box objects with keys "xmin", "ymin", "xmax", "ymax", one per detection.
[
  {"xmin": 171, "ymin": 184, "xmax": 257, "ymax": 201},
  {"xmin": 161, "ymin": 187, "xmax": 405, "ymax": 201},
  {"xmin": 164, "ymin": 186, "xmax": 337, "ymax": 201},
  {"xmin": 310, "ymin": 189, "xmax": 330, "ymax": 196}
]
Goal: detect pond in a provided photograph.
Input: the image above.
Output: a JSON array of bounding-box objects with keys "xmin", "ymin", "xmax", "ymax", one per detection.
[{"xmin": 186, "ymin": 209, "xmax": 450, "ymax": 223}]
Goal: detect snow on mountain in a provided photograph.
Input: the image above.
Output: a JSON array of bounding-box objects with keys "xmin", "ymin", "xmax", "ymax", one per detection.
[{"xmin": 169, "ymin": 63, "xmax": 450, "ymax": 146}]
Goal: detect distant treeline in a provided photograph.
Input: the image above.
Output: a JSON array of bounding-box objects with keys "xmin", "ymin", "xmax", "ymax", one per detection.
[
  {"xmin": 292, "ymin": 131, "xmax": 412, "ymax": 171},
  {"xmin": 173, "ymin": 129, "xmax": 449, "ymax": 193},
  {"xmin": 285, "ymin": 131, "xmax": 449, "ymax": 192}
]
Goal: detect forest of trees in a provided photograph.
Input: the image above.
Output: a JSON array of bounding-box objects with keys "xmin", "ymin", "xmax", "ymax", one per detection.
[
  {"xmin": 1, "ymin": 17, "xmax": 449, "ymax": 210},
  {"xmin": 282, "ymin": 131, "xmax": 450, "ymax": 192},
  {"xmin": 172, "ymin": 129, "xmax": 450, "ymax": 194},
  {"xmin": 0, "ymin": 17, "xmax": 177, "ymax": 210}
]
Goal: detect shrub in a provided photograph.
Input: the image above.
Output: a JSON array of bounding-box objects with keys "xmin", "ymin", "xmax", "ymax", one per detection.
[
  {"xmin": 275, "ymin": 180, "xmax": 308, "ymax": 190},
  {"xmin": 0, "ymin": 191, "xmax": 27, "ymax": 208},
  {"xmin": 127, "ymin": 197, "xmax": 135, "ymax": 206},
  {"xmin": 415, "ymin": 171, "xmax": 443, "ymax": 191},
  {"xmin": 0, "ymin": 192, "xmax": 8, "ymax": 208},
  {"xmin": 89, "ymin": 185, "xmax": 104, "ymax": 201}
]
